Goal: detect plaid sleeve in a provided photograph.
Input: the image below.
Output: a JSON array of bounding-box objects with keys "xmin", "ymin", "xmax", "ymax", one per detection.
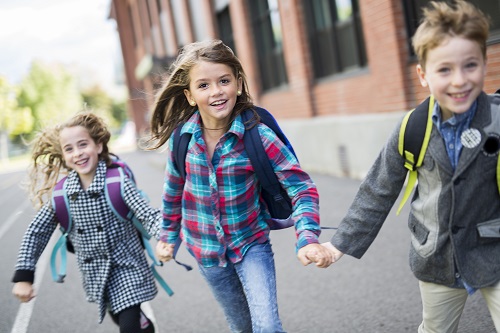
[
  {"xmin": 160, "ymin": 137, "xmax": 185, "ymax": 244},
  {"xmin": 258, "ymin": 125, "xmax": 321, "ymax": 250}
]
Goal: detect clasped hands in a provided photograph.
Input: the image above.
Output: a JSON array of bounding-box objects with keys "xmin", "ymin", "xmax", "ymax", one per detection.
[
  {"xmin": 156, "ymin": 240, "xmax": 344, "ymax": 269},
  {"xmin": 297, "ymin": 242, "xmax": 344, "ymax": 268}
]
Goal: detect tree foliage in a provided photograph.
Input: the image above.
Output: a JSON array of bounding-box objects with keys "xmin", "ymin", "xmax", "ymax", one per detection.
[
  {"xmin": 17, "ymin": 60, "xmax": 83, "ymax": 135},
  {"xmin": 81, "ymin": 85, "xmax": 127, "ymax": 131},
  {"xmin": 0, "ymin": 76, "xmax": 34, "ymax": 137}
]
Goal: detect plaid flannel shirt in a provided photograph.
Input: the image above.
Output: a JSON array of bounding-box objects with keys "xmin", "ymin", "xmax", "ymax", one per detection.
[{"xmin": 161, "ymin": 111, "xmax": 320, "ymax": 267}]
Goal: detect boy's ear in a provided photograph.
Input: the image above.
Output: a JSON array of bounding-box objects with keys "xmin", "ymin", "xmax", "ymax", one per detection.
[{"xmin": 416, "ymin": 64, "xmax": 428, "ymax": 88}]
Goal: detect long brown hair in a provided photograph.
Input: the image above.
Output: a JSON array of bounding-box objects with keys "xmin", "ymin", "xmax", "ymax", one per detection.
[
  {"xmin": 28, "ymin": 111, "xmax": 111, "ymax": 208},
  {"xmin": 146, "ymin": 39, "xmax": 255, "ymax": 150}
]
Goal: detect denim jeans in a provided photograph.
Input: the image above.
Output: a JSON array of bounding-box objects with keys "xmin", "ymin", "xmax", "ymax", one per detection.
[{"xmin": 198, "ymin": 241, "xmax": 286, "ymax": 333}]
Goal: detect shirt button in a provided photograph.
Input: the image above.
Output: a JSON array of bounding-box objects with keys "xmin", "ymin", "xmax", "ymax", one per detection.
[{"xmin": 449, "ymin": 143, "xmax": 454, "ymax": 149}]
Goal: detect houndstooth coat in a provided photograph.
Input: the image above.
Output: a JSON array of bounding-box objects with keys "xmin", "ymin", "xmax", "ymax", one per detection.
[{"xmin": 13, "ymin": 160, "xmax": 161, "ymax": 322}]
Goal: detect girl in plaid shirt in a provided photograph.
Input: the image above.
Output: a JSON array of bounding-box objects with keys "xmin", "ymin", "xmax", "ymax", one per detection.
[
  {"xmin": 12, "ymin": 112, "xmax": 158, "ymax": 333},
  {"xmin": 148, "ymin": 39, "xmax": 333, "ymax": 333}
]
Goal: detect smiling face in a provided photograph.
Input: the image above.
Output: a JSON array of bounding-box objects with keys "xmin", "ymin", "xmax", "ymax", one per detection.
[
  {"xmin": 183, "ymin": 60, "xmax": 242, "ymax": 129},
  {"xmin": 60, "ymin": 125, "xmax": 102, "ymax": 187},
  {"xmin": 416, "ymin": 36, "xmax": 487, "ymax": 120}
]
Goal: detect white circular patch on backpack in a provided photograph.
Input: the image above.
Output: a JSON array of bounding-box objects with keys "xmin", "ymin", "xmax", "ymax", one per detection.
[{"xmin": 461, "ymin": 128, "xmax": 481, "ymax": 149}]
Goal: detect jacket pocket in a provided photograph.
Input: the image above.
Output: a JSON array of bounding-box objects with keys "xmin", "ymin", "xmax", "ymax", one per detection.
[
  {"xmin": 409, "ymin": 219, "xmax": 429, "ymax": 245},
  {"xmin": 477, "ymin": 218, "xmax": 500, "ymax": 238}
]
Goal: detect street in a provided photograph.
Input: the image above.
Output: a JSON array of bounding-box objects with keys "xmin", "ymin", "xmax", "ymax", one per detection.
[{"xmin": 0, "ymin": 149, "xmax": 495, "ymax": 333}]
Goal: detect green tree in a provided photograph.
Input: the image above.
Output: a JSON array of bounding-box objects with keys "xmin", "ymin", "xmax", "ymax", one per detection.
[
  {"xmin": 81, "ymin": 85, "xmax": 128, "ymax": 132},
  {"xmin": 0, "ymin": 76, "xmax": 34, "ymax": 161},
  {"xmin": 17, "ymin": 60, "xmax": 83, "ymax": 135}
]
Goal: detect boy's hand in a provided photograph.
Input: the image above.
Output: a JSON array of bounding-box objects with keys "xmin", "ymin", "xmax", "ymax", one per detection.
[
  {"xmin": 156, "ymin": 241, "xmax": 175, "ymax": 262},
  {"xmin": 13, "ymin": 282, "xmax": 35, "ymax": 303},
  {"xmin": 297, "ymin": 243, "xmax": 334, "ymax": 268},
  {"xmin": 320, "ymin": 242, "xmax": 344, "ymax": 263}
]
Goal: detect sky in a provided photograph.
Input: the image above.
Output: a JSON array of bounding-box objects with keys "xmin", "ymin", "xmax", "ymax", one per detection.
[{"xmin": 0, "ymin": 0, "xmax": 121, "ymax": 93}]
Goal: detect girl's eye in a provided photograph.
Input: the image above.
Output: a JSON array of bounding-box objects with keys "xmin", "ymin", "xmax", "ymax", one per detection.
[
  {"xmin": 221, "ymin": 79, "xmax": 230, "ymax": 84},
  {"xmin": 64, "ymin": 147, "xmax": 73, "ymax": 153},
  {"xmin": 198, "ymin": 83, "xmax": 208, "ymax": 89}
]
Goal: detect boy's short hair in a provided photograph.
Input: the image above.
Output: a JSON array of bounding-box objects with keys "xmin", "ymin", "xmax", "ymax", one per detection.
[{"xmin": 412, "ymin": 0, "xmax": 490, "ymax": 69}]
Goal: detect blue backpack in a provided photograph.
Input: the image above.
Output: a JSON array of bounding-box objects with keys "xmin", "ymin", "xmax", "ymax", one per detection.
[
  {"xmin": 50, "ymin": 156, "xmax": 190, "ymax": 297},
  {"xmin": 173, "ymin": 107, "xmax": 297, "ymax": 230}
]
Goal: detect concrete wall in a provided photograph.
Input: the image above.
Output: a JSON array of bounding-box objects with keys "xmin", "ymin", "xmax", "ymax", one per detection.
[{"xmin": 280, "ymin": 111, "xmax": 405, "ymax": 179}]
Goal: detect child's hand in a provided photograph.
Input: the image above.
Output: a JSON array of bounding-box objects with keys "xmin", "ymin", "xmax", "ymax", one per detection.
[
  {"xmin": 12, "ymin": 282, "xmax": 35, "ymax": 303},
  {"xmin": 297, "ymin": 243, "xmax": 334, "ymax": 268},
  {"xmin": 320, "ymin": 242, "xmax": 344, "ymax": 263},
  {"xmin": 156, "ymin": 241, "xmax": 175, "ymax": 262}
]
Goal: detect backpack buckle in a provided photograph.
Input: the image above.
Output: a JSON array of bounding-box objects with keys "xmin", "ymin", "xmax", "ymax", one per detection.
[{"xmin": 56, "ymin": 274, "xmax": 66, "ymax": 283}]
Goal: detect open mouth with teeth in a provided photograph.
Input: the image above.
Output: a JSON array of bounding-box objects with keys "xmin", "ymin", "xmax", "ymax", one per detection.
[
  {"xmin": 211, "ymin": 100, "xmax": 227, "ymax": 107},
  {"xmin": 449, "ymin": 91, "xmax": 470, "ymax": 99},
  {"xmin": 75, "ymin": 158, "xmax": 89, "ymax": 166}
]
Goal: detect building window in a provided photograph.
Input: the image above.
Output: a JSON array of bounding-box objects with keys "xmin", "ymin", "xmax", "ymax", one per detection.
[
  {"xmin": 248, "ymin": 0, "xmax": 288, "ymax": 91},
  {"xmin": 303, "ymin": 0, "xmax": 367, "ymax": 79},
  {"xmin": 216, "ymin": 6, "xmax": 235, "ymax": 54},
  {"xmin": 189, "ymin": 0, "xmax": 210, "ymax": 41},
  {"xmin": 403, "ymin": 0, "xmax": 500, "ymax": 57},
  {"xmin": 171, "ymin": 0, "xmax": 188, "ymax": 47}
]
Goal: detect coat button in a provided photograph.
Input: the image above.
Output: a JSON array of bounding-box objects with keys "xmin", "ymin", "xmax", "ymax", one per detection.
[
  {"xmin": 77, "ymin": 228, "xmax": 84, "ymax": 234},
  {"xmin": 451, "ymin": 226, "xmax": 460, "ymax": 234},
  {"xmin": 103, "ymin": 255, "xmax": 108, "ymax": 260},
  {"xmin": 96, "ymin": 225, "xmax": 103, "ymax": 232},
  {"xmin": 84, "ymin": 258, "xmax": 92, "ymax": 264}
]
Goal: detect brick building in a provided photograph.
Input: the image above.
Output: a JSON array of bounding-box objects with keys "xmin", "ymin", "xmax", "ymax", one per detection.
[{"xmin": 109, "ymin": 0, "xmax": 500, "ymax": 177}]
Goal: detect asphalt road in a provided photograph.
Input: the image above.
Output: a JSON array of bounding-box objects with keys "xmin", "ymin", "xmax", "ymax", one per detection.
[{"xmin": 0, "ymin": 149, "xmax": 495, "ymax": 333}]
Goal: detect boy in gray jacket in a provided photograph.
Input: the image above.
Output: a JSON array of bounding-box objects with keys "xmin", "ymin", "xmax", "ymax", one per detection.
[{"xmin": 314, "ymin": 1, "xmax": 500, "ymax": 332}]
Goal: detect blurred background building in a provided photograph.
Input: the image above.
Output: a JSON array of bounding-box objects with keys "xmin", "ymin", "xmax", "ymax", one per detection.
[{"xmin": 108, "ymin": 0, "xmax": 500, "ymax": 178}]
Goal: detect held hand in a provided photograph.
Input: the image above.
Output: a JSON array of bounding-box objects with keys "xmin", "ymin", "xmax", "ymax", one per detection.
[
  {"xmin": 297, "ymin": 243, "xmax": 334, "ymax": 268},
  {"xmin": 320, "ymin": 242, "xmax": 344, "ymax": 264},
  {"xmin": 155, "ymin": 241, "xmax": 175, "ymax": 262},
  {"xmin": 13, "ymin": 282, "xmax": 35, "ymax": 303}
]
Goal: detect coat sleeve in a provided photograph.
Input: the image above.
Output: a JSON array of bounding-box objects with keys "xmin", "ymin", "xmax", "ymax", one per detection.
[
  {"xmin": 122, "ymin": 177, "xmax": 162, "ymax": 240},
  {"xmin": 330, "ymin": 119, "xmax": 409, "ymax": 258},
  {"xmin": 12, "ymin": 204, "xmax": 58, "ymax": 283}
]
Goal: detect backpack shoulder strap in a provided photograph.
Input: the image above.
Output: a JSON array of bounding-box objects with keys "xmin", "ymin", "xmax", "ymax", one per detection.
[
  {"xmin": 396, "ymin": 95, "xmax": 434, "ymax": 214},
  {"xmin": 52, "ymin": 176, "xmax": 71, "ymax": 232},
  {"xmin": 241, "ymin": 108, "xmax": 292, "ymax": 223},
  {"xmin": 50, "ymin": 176, "xmax": 71, "ymax": 283},
  {"xmin": 172, "ymin": 124, "xmax": 191, "ymax": 180},
  {"xmin": 105, "ymin": 165, "xmax": 180, "ymax": 294},
  {"xmin": 254, "ymin": 106, "xmax": 297, "ymax": 159}
]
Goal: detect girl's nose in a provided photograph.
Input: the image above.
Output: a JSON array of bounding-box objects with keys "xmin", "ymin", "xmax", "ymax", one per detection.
[{"xmin": 211, "ymin": 86, "xmax": 222, "ymax": 97}]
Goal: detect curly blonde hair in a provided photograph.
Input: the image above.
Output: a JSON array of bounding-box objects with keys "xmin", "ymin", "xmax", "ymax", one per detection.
[
  {"xmin": 412, "ymin": 0, "xmax": 490, "ymax": 70},
  {"xmin": 146, "ymin": 39, "xmax": 255, "ymax": 150},
  {"xmin": 28, "ymin": 111, "xmax": 112, "ymax": 208}
]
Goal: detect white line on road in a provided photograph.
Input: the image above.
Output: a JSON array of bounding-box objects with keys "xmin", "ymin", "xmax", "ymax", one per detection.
[
  {"xmin": 10, "ymin": 233, "xmax": 56, "ymax": 333},
  {"xmin": 0, "ymin": 200, "xmax": 30, "ymax": 241}
]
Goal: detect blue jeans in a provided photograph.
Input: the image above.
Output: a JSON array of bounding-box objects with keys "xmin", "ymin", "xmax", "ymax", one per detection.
[{"xmin": 198, "ymin": 241, "xmax": 285, "ymax": 333}]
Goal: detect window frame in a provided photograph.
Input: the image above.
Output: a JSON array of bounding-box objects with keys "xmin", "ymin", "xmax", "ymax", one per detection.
[
  {"xmin": 248, "ymin": 0, "xmax": 288, "ymax": 91},
  {"xmin": 302, "ymin": 0, "xmax": 367, "ymax": 80}
]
